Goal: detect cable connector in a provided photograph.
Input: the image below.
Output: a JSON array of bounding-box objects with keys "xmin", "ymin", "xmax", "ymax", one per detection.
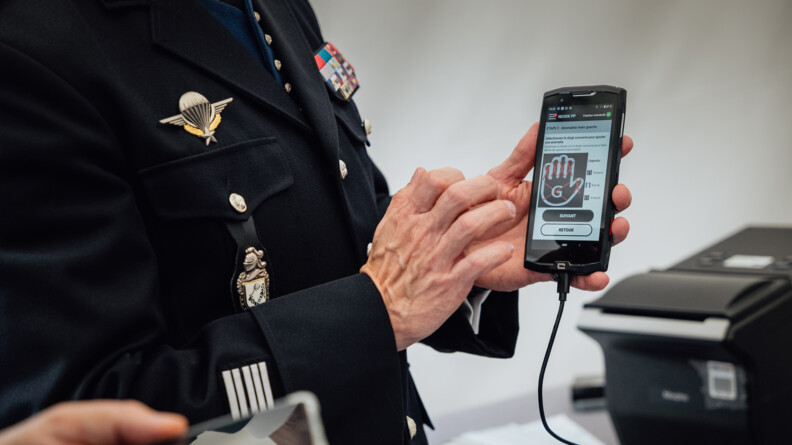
[{"xmin": 553, "ymin": 272, "xmax": 571, "ymax": 301}]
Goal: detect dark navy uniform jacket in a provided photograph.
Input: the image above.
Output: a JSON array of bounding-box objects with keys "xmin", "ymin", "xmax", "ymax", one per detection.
[{"xmin": 0, "ymin": 0, "xmax": 519, "ymax": 443}]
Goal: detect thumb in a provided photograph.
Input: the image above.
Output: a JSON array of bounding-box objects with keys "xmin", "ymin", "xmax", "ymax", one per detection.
[{"xmin": 487, "ymin": 122, "xmax": 539, "ymax": 185}]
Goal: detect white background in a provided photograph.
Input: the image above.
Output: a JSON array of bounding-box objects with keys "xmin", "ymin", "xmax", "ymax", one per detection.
[{"xmin": 313, "ymin": 0, "xmax": 792, "ymax": 420}]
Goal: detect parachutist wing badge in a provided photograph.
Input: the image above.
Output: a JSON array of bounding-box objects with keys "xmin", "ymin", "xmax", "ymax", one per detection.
[{"xmin": 160, "ymin": 92, "xmax": 233, "ymax": 145}]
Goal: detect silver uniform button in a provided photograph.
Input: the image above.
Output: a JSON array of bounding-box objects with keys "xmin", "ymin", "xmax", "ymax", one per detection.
[
  {"xmin": 274, "ymin": 59, "xmax": 282, "ymax": 71},
  {"xmin": 406, "ymin": 416, "xmax": 417, "ymax": 439},
  {"xmin": 284, "ymin": 82, "xmax": 292, "ymax": 93},
  {"xmin": 253, "ymin": 11, "xmax": 261, "ymax": 22},
  {"xmin": 229, "ymin": 193, "xmax": 247, "ymax": 213},
  {"xmin": 366, "ymin": 242, "xmax": 372, "ymax": 257},
  {"xmin": 339, "ymin": 159, "xmax": 348, "ymax": 180},
  {"xmin": 265, "ymin": 34, "xmax": 273, "ymax": 45},
  {"xmin": 363, "ymin": 118, "xmax": 372, "ymax": 135}
]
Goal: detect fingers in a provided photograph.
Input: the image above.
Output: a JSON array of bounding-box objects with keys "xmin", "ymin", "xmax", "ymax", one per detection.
[
  {"xmin": 108, "ymin": 401, "xmax": 188, "ymax": 445},
  {"xmin": 72, "ymin": 400, "xmax": 187, "ymax": 445},
  {"xmin": 572, "ymin": 271, "xmax": 610, "ymax": 292},
  {"xmin": 406, "ymin": 167, "xmax": 466, "ymax": 213},
  {"xmin": 4, "ymin": 400, "xmax": 188, "ymax": 445},
  {"xmin": 621, "ymin": 134, "xmax": 634, "ymax": 158},
  {"xmin": 438, "ymin": 199, "xmax": 516, "ymax": 260},
  {"xmin": 453, "ymin": 241, "xmax": 514, "ymax": 284},
  {"xmin": 611, "ymin": 216, "xmax": 630, "ymax": 246},
  {"xmin": 487, "ymin": 122, "xmax": 540, "ymax": 186},
  {"xmin": 430, "ymin": 175, "xmax": 500, "ymax": 230},
  {"xmin": 612, "ymin": 183, "xmax": 632, "ymax": 212}
]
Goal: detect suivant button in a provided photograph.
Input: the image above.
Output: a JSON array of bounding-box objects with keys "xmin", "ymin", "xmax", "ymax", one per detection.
[
  {"xmin": 406, "ymin": 416, "xmax": 417, "ymax": 439},
  {"xmin": 264, "ymin": 34, "xmax": 273, "ymax": 45},
  {"xmin": 253, "ymin": 11, "xmax": 261, "ymax": 22},
  {"xmin": 274, "ymin": 59, "xmax": 282, "ymax": 71},
  {"xmin": 542, "ymin": 209, "xmax": 594, "ymax": 223},
  {"xmin": 366, "ymin": 242, "xmax": 372, "ymax": 257},
  {"xmin": 363, "ymin": 118, "xmax": 372, "ymax": 135},
  {"xmin": 339, "ymin": 160, "xmax": 348, "ymax": 180},
  {"xmin": 284, "ymin": 82, "xmax": 292, "ymax": 93},
  {"xmin": 229, "ymin": 193, "xmax": 247, "ymax": 213}
]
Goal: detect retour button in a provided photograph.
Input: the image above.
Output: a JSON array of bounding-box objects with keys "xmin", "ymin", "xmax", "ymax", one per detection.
[
  {"xmin": 541, "ymin": 224, "xmax": 593, "ymax": 237},
  {"xmin": 542, "ymin": 210, "xmax": 594, "ymax": 223}
]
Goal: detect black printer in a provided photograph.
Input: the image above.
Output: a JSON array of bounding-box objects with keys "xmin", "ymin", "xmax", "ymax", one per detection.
[{"xmin": 578, "ymin": 227, "xmax": 792, "ymax": 444}]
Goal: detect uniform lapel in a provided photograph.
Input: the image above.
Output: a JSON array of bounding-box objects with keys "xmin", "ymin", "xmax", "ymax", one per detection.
[
  {"xmin": 149, "ymin": 0, "xmax": 311, "ymax": 132},
  {"xmin": 253, "ymin": 0, "xmax": 341, "ymax": 160}
]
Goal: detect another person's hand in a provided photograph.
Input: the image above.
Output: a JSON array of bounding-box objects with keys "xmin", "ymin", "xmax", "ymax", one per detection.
[
  {"xmin": 361, "ymin": 167, "xmax": 518, "ymax": 350},
  {"xmin": 0, "ymin": 400, "xmax": 188, "ymax": 445},
  {"xmin": 471, "ymin": 122, "xmax": 634, "ymax": 292}
]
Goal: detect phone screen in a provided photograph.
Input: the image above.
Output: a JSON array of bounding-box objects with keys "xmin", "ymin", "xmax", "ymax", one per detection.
[
  {"xmin": 525, "ymin": 88, "xmax": 625, "ymax": 272},
  {"xmin": 532, "ymin": 106, "xmax": 615, "ymax": 243}
]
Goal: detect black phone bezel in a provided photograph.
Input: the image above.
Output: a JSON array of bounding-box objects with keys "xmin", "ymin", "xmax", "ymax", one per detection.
[{"xmin": 523, "ymin": 85, "xmax": 626, "ymax": 275}]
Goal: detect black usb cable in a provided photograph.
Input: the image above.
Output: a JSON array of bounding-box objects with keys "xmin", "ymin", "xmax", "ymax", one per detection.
[{"xmin": 537, "ymin": 272, "xmax": 580, "ymax": 445}]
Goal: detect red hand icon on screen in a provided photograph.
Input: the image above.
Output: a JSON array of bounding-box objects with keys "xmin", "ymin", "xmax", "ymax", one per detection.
[{"xmin": 539, "ymin": 154, "xmax": 584, "ymax": 207}]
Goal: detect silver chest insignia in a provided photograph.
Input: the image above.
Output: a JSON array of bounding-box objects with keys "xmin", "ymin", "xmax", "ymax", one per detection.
[
  {"xmin": 237, "ymin": 247, "xmax": 271, "ymax": 309},
  {"xmin": 160, "ymin": 92, "xmax": 233, "ymax": 145}
]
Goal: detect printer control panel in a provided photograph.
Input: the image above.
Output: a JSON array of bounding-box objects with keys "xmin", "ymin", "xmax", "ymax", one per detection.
[
  {"xmin": 671, "ymin": 227, "xmax": 792, "ymax": 278},
  {"xmin": 696, "ymin": 251, "xmax": 792, "ymax": 270}
]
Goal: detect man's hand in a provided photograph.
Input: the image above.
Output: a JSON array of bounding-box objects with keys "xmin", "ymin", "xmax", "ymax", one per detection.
[
  {"xmin": 472, "ymin": 122, "xmax": 634, "ymax": 292},
  {"xmin": 361, "ymin": 167, "xmax": 518, "ymax": 351},
  {"xmin": 0, "ymin": 400, "xmax": 187, "ymax": 445}
]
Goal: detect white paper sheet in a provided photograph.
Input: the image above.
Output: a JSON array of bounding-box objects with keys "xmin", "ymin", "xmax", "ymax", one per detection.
[{"xmin": 443, "ymin": 414, "xmax": 605, "ymax": 445}]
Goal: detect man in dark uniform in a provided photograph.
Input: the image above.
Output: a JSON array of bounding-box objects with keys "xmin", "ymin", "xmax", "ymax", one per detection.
[{"xmin": 0, "ymin": 0, "xmax": 633, "ymax": 443}]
